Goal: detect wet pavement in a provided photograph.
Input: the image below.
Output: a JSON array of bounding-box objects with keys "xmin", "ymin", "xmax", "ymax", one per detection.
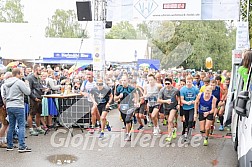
[{"xmin": 0, "ymin": 109, "xmax": 238, "ymax": 167}]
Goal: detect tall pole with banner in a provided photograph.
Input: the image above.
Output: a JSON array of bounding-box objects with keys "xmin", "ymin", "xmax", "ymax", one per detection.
[
  {"xmin": 93, "ymin": 0, "xmax": 106, "ymax": 80},
  {"xmin": 93, "ymin": 22, "xmax": 105, "ymax": 71}
]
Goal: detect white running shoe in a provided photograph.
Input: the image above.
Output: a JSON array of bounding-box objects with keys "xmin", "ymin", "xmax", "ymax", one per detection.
[
  {"xmin": 146, "ymin": 115, "xmax": 150, "ymax": 122},
  {"xmin": 153, "ymin": 127, "xmax": 157, "ymax": 135}
]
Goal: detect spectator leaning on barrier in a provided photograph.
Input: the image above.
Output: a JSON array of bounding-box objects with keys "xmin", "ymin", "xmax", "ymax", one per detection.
[
  {"xmin": 3, "ymin": 68, "xmax": 31, "ymax": 152},
  {"xmin": 45, "ymin": 71, "xmax": 61, "ymax": 128}
]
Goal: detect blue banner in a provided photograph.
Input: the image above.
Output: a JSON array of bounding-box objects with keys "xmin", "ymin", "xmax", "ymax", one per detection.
[{"xmin": 53, "ymin": 53, "xmax": 92, "ymax": 59}]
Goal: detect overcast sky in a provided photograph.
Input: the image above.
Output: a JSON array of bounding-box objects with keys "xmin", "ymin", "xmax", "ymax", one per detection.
[
  {"xmin": 22, "ymin": 0, "xmax": 77, "ymax": 25},
  {"xmin": 21, "ymin": 0, "xmax": 140, "ymax": 32}
]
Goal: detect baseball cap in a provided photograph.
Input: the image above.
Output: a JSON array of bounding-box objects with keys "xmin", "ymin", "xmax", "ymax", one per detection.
[
  {"xmin": 164, "ymin": 78, "xmax": 172, "ymax": 83},
  {"xmin": 86, "ymin": 71, "xmax": 93, "ymax": 76}
]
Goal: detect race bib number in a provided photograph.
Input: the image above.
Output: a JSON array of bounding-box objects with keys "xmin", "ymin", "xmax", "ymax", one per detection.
[{"xmin": 120, "ymin": 104, "xmax": 130, "ymax": 111}]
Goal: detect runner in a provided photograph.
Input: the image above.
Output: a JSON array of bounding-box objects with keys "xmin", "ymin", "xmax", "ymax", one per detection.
[
  {"xmin": 155, "ymin": 73, "xmax": 166, "ymax": 126},
  {"xmin": 211, "ymin": 79, "xmax": 225, "ymax": 131},
  {"xmin": 144, "ymin": 74, "xmax": 162, "ymax": 135},
  {"xmin": 158, "ymin": 78, "xmax": 180, "ymax": 142},
  {"xmin": 197, "ymin": 77, "xmax": 210, "ymax": 129},
  {"xmin": 80, "ymin": 71, "xmax": 96, "ymax": 131},
  {"xmin": 180, "ymin": 76, "xmax": 199, "ymax": 142},
  {"xmin": 192, "ymin": 75, "xmax": 201, "ymax": 88},
  {"xmin": 200, "ymin": 77, "xmax": 210, "ymax": 93},
  {"xmin": 130, "ymin": 79, "xmax": 147, "ymax": 130},
  {"xmin": 199, "ymin": 72, "xmax": 206, "ymax": 89},
  {"xmin": 194, "ymin": 86, "xmax": 217, "ymax": 146},
  {"xmin": 114, "ymin": 75, "xmax": 135, "ymax": 141},
  {"xmin": 89, "ymin": 79, "xmax": 113, "ymax": 138},
  {"xmin": 178, "ymin": 79, "xmax": 186, "ymax": 127}
]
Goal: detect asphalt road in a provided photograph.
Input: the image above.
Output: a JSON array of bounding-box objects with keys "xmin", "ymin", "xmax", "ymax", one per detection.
[{"xmin": 0, "ymin": 109, "xmax": 238, "ymax": 167}]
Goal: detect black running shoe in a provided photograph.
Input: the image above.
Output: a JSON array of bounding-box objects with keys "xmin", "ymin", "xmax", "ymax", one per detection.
[{"xmin": 18, "ymin": 146, "xmax": 32, "ymax": 153}]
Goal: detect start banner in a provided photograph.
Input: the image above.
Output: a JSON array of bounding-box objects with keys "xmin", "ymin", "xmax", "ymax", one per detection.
[{"xmin": 133, "ymin": 0, "xmax": 201, "ymax": 20}]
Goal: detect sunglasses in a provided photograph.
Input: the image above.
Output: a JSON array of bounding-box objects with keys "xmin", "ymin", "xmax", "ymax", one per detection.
[
  {"xmin": 165, "ymin": 82, "xmax": 171, "ymax": 85},
  {"xmin": 97, "ymin": 83, "xmax": 103, "ymax": 86}
]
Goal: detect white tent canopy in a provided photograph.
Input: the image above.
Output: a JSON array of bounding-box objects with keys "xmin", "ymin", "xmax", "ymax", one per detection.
[{"xmin": 0, "ymin": 23, "xmax": 148, "ymax": 62}]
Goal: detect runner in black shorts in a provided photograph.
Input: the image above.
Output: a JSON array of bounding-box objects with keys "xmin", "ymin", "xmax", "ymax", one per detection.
[
  {"xmin": 130, "ymin": 80, "xmax": 147, "ymax": 130},
  {"xmin": 178, "ymin": 79, "xmax": 186, "ymax": 123},
  {"xmin": 114, "ymin": 75, "xmax": 136, "ymax": 141},
  {"xmin": 194, "ymin": 86, "xmax": 217, "ymax": 146},
  {"xmin": 158, "ymin": 78, "xmax": 180, "ymax": 142},
  {"xmin": 180, "ymin": 76, "xmax": 199, "ymax": 142},
  {"xmin": 90, "ymin": 79, "xmax": 113, "ymax": 138},
  {"xmin": 144, "ymin": 74, "xmax": 162, "ymax": 135}
]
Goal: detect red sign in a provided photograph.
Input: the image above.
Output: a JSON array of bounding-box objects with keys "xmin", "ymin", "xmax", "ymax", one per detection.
[
  {"xmin": 163, "ymin": 3, "xmax": 186, "ymax": 9},
  {"xmin": 234, "ymin": 53, "xmax": 242, "ymax": 59}
]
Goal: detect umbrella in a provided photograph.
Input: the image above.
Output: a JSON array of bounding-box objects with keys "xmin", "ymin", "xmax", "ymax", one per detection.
[
  {"xmin": 0, "ymin": 64, "xmax": 5, "ymax": 69},
  {"xmin": 7, "ymin": 61, "xmax": 26, "ymax": 68},
  {"xmin": 149, "ymin": 64, "xmax": 158, "ymax": 70},
  {"xmin": 139, "ymin": 63, "xmax": 150, "ymax": 68},
  {"xmin": 0, "ymin": 64, "xmax": 6, "ymax": 73},
  {"xmin": 68, "ymin": 62, "xmax": 89, "ymax": 74}
]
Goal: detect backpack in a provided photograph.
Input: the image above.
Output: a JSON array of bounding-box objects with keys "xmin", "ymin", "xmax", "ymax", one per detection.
[
  {"xmin": 80, "ymin": 80, "xmax": 88, "ymax": 92},
  {"xmin": 83, "ymin": 80, "xmax": 88, "ymax": 90}
]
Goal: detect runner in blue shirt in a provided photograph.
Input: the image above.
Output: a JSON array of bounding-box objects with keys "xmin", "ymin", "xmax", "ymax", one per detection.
[
  {"xmin": 194, "ymin": 86, "xmax": 217, "ymax": 146},
  {"xmin": 180, "ymin": 76, "xmax": 199, "ymax": 142}
]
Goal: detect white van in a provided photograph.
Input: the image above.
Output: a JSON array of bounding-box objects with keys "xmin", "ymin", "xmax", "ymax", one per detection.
[{"xmin": 225, "ymin": 50, "xmax": 252, "ymax": 167}]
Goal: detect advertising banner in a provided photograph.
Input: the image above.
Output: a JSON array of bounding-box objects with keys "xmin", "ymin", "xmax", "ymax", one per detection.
[
  {"xmin": 133, "ymin": 0, "xmax": 201, "ymax": 20},
  {"xmin": 236, "ymin": 21, "xmax": 250, "ymax": 50},
  {"xmin": 93, "ymin": 21, "xmax": 105, "ymax": 71}
]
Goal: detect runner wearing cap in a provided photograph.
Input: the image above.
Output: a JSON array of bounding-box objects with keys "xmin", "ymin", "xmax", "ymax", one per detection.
[{"xmin": 158, "ymin": 78, "xmax": 180, "ymax": 142}]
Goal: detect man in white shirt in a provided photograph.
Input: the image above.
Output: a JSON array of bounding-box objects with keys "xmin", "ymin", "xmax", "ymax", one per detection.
[{"xmin": 80, "ymin": 71, "xmax": 97, "ymax": 130}]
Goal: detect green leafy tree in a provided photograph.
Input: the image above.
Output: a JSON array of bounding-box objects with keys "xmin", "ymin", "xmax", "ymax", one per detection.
[
  {"xmin": 137, "ymin": 20, "xmax": 235, "ymax": 71},
  {"xmin": 105, "ymin": 21, "xmax": 137, "ymax": 39},
  {"xmin": 0, "ymin": 0, "xmax": 24, "ymax": 23},
  {"xmin": 45, "ymin": 9, "xmax": 87, "ymax": 38}
]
